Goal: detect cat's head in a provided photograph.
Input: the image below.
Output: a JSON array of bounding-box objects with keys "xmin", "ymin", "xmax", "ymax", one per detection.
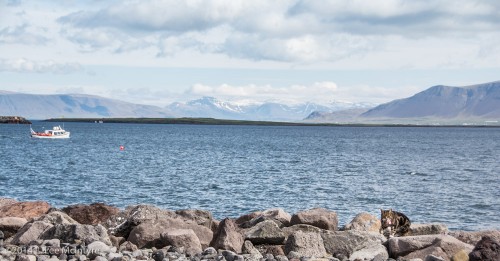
[{"xmin": 380, "ymin": 208, "xmax": 394, "ymax": 228}]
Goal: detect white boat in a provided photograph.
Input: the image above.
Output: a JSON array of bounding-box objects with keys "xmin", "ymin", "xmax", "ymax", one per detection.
[{"xmin": 30, "ymin": 125, "xmax": 70, "ymax": 139}]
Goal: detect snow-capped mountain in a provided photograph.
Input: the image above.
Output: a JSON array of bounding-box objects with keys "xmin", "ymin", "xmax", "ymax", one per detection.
[{"xmin": 166, "ymin": 97, "xmax": 372, "ymax": 121}]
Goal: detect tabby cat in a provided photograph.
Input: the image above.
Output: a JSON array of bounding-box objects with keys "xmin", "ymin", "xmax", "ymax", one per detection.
[{"xmin": 380, "ymin": 208, "xmax": 411, "ymax": 238}]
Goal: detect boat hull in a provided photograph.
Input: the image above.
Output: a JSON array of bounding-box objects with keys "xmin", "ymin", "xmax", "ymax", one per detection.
[{"xmin": 31, "ymin": 132, "xmax": 70, "ymax": 139}]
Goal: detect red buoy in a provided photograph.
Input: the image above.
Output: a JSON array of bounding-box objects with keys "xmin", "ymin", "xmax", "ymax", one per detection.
[{"xmin": 120, "ymin": 145, "xmax": 125, "ymax": 151}]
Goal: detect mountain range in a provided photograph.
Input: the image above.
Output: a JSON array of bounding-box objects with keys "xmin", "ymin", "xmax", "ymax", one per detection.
[
  {"xmin": 306, "ymin": 81, "xmax": 500, "ymax": 124},
  {"xmin": 0, "ymin": 91, "xmax": 372, "ymax": 121},
  {"xmin": 2, "ymin": 81, "xmax": 499, "ymax": 123}
]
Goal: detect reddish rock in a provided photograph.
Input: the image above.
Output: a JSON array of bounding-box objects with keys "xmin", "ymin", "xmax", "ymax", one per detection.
[
  {"xmin": 62, "ymin": 203, "xmax": 119, "ymax": 225},
  {"xmin": 210, "ymin": 218, "xmax": 244, "ymax": 253},
  {"xmin": 290, "ymin": 208, "xmax": 338, "ymax": 231},
  {"xmin": 0, "ymin": 201, "xmax": 50, "ymax": 220},
  {"xmin": 344, "ymin": 212, "xmax": 381, "ymax": 232}
]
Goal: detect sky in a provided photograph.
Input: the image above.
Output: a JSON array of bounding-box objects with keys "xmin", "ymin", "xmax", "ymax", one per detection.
[{"xmin": 1, "ymin": 0, "xmax": 500, "ymax": 106}]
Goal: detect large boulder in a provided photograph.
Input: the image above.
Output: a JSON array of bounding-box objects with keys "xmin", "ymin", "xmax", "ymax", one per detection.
[
  {"xmin": 408, "ymin": 224, "xmax": 448, "ymax": 236},
  {"xmin": 349, "ymin": 244, "xmax": 389, "ymax": 261},
  {"xmin": 282, "ymin": 224, "xmax": 323, "ymax": 242},
  {"xmin": 387, "ymin": 235, "xmax": 474, "ymax": 260},
  {"xmin": 235, "ymin": 211, "xmax": 263, "ymax": 227},
  {"xmin": 241, "ymin": 240, "xmax": 263, "ymax": 259},
  {"xmin": 284, "ymin": 231, "xmax": 327, "ymax": 258},
  {"xmin": 161, "ymin": 229, "xmax": 202, "ymax": 256},
  {"xmin": 468, "ymin": 236, "xmax": 500, "ymax": 261},
  {"xmin": 241, "ymin": 209, "xmax": 292, "ymax": 228},
  {"xmin": 210, "ymin": 218, "xmax": 244, "ymax": 253},
  {"xmin": 109, "ymin": 205, "xmax": 177, "ymax": 237},
  {"xmin": 62, "ymin": 203, "xmax": 119, "ymax": 225},
  {"xmin": 320, "ymin": 230, "xmax": 386, "ymax": 258},
  {"xmin": 344, "ymin": 212, "xmax": 381, "ymax": 232},
  {"xmin": 11, "ymin": 221, "xmax": 53, "ymax": 245},
  {"xmin": 290, "ymin": 208, "xmax": 338, "ymax": 231},
  {"xmin": 0, "ymin": 201, "xmax": 50, "ymax": 220},
  {"xmin": 40, "ymin": 223, "xmax": 111, "ymax": 246},
  {"xmin": 175, "ymin": 209, "xmax": 214, "ymax": 229},
  {"xmin": 128, "ymin": 217, "xmax": 212, "ymax": 249},
  {"xmin": 244, "ymin": 220, "xmax": 285, "ymax": 245},
  {"xmin": 36, "ymin": 211, "xmax": 79, "ymax": 225},
  {"xmin": 0, "ymin": 217, "xmax": 27, "ymax": 238},
  {"xmin": 449, "ymin": 230, "xmax": 500, "ymax": 245}
]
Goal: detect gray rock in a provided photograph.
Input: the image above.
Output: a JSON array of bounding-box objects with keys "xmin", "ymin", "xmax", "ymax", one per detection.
[
  {"xmin": 282, "ymin": 224, "xmax": 323, "ymax": 242},
  {"xmin": 151, "ymin": 249, "xmax": 166, "ymax": 261},
  {"xmin": 128, "ymin": 217, "xmax": 212, "ymax": 249},
  {"xmin": 449, "ymin": 230, "xmax": 500, "ymax": 245},
  {"xmin": 11, "ymin": 221, "xmax": 53, "ymax": 245},
  {"xmin": 233, "ymin": 254, "xmax": 244, "ymax": 261},
  {"xmin": 36, "ymin": 211, "xmax": 79, "ymax": 225},
  {"xmin": 349, "ymin": 244, "xmax": 388, "ymax": 261},
  {"xmin": 424, "ymin": 254, "xmax": 445, "ymax": 261},
  {"xmin": 202, "ymin": 247, "xmax": 217, "ymax": 256},
  {"xmin": 107, "ymin": 252, "xmax": 124, "ymax": 260},
  {"xmin": 387, "ymin": 235, "xmax": 474, "ymax": 259},
  {"xmin": 210, "ymin": 218, "xmax": 244, "ymax": 253},
  {"xmin": 40, "ymin": 223, "xmax": 111, "ymax": 246},
  {"xmin": 94, "ymin": 256, "xmax": 108, "ymax": 261},
  {"xmin": 275, "ymin": 255, "xmax": 288, "ymax": 261},
  {"xmin": 112, "ymin": 205, "xmax": 177, "ymax": 238},
  {"xmin": 290, "ymin": 208, "xmax": 338, "ymax": 231},
  {"xmin": 118, "ymin": 241, "xmax": 138, "ymax": 252},
  {"xmin": 221, "ymin": 250, "xmax": 237, "ymax": 261},
  {"xmin": 408, "ymin": 224, "xmax": 448, "ymax": 236},
  {"xmin": 244, "ymin": 220, "xmax": 285, "ymax": 245},
  {"xmin": 87, "ymin": 241, "xmax": 112, "ymax": 259},
  {"xmin": 241, "ymin": 240, "xmax": 263, "ymax": 259},
  {"xmin": 343, "ymin": 212, "xmax": 381, "ymax": 233},
  {"xmin": 468, "ymin": 236, "xmax": 500, "ymax": 261},
  {"xmin": 0, "ymin": 217, "xmax": 28, "ymax": 238},
  {"xmin": 161, "ymin": 229, "xmax": 202, "ymax": 257},
  {"xmin": 284, "ymin": 231, "xmax": 326, "ymax": 258},
  {"xmin": 244, "ymin": 209, "xmax": 292, "ymax": 228},
  {"xmin": 320, "ymin": 230, "xmax": 385, "ymax": 257},
  {"xmin": 175, "ymin": 209, "xmax": 214, "ymax": 230},
  {"xmin": 41, "ymin": 239, "xmax": 60, "ymax": 247}
]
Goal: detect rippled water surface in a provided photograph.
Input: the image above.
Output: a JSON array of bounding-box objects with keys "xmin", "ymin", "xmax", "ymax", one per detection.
[{"xmin": 1, "ymin": 122, "xmax": 499, "ymax": 230}]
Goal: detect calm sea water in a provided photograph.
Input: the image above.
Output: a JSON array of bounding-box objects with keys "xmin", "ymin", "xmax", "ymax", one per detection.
[{"xmin": 1, "ymin": 122, "xmax": 499, "ymax": 231}]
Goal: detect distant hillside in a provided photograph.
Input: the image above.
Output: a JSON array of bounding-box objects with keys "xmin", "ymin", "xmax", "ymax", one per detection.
[
  {"xmin": 361, "ymin": 81, "xmax": 500, "ymax": 119},
  {"xmin": 0, "ymin": 92, "xmax": 172, "ymax": 119},
  {"xmin": 304, "ymin": 108, "xmax": 371, "ymax": 123}
]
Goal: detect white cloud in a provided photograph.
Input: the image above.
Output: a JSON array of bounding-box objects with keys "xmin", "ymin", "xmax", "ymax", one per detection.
[
  {"xmin": 186, "ymin": 82, "xmax": 340, "ymax": 104},
  {"xmin": 0, "ymin": 24, "xmax": 49, "ymax": 45},
  {"xmin": 0, "ymin": 58, "xmax": 84, "ymax": 74},
  {"xmin": 51, "ymin": 0, "xmax": 500, "ymax": 66}
]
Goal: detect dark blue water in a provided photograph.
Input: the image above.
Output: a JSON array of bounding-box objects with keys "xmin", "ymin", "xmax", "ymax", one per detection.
[{"xmin": 1, "ymin": 122, "xmax": 499, "ymax": 231}]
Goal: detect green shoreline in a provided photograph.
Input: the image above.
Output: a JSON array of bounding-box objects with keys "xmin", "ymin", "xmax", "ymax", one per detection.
[{"xmin": 44, "ymin": 117, "xmax": 500, "ymax": 128}]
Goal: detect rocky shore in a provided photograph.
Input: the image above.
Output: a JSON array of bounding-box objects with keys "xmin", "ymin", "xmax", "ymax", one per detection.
[
  {"xmin": 0, "ymin": 116, "xmax": 31, "ymax": 124},
  {"xmin": 0, "ymin": 199, "xmax": 498, "ymax": 261}
]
